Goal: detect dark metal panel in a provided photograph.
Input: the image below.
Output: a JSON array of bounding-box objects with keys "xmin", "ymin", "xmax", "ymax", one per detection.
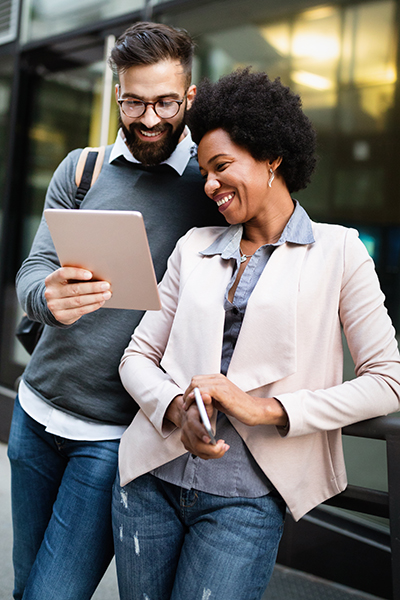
[
  {"xmin": 324, "ymin": 484, "xmax": 389, "ymax": 519},
  {"xmin": 0, "ymin": 390, "xmax": 14, "ymax": 443},
  {"xmin": 387, "ymin": 434, "xmax": 400, "ymax": 599}
]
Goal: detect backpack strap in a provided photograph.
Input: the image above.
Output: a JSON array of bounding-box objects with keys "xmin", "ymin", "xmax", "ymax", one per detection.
[{"xmin": 74, "ymin": 146, "xmax": 106, "ymax": 207}]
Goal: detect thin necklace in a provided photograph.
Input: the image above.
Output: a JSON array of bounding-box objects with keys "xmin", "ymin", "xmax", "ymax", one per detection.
[{"xmin": 239, "ymin": 245, "xmax": 254, "ymax": 263}]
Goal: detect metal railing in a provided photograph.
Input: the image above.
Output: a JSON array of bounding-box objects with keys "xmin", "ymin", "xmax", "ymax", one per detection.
[{"xmin": 323, "ymin": 414, "xmax": 400, "ymax": 599}]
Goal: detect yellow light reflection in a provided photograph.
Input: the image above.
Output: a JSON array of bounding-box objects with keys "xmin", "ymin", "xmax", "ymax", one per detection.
[
  {"xmin": 261, "ymin": 2, "xmax": 396, "ymax": 93},
  {"xmin": 260, "ymin": 24, "xmax": 290, "ymax": 57},
  {"xmin": 291, "ymin": 33, "xmax": 340, "ymax": 60},
  {"xmin": 291, "ymin": 70, "xmax": 334, "ymax": 90},
  {"xmin": 262, "ymin": 24, "xmax": 340, "ymax": 61},
  {"xmin": 301, "ymin": 6, "xmax": 337, "ymax": 20},
  {"xmin": 358, "ymin": 66, "xmax": 397, "ymax": 86}
]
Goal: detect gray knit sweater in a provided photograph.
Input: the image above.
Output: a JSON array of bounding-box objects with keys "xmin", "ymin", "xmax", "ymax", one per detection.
[{"xmin": 16, "ymin": 145, "xmax": 224, "ymax": 425}]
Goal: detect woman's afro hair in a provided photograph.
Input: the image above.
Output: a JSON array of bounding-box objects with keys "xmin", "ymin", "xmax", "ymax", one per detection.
[{"xmin": 187, "ymin": 68, "xmax": 317, "ymax": 193}]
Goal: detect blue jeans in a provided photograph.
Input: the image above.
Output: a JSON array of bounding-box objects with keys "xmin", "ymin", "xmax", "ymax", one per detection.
[
  {"xmin": 7, "ymin": 396, "xmax": 119, "ymax": 600},
  {"xmin": 112, "ymin": 472, "xmax": 286, "ymax": 600}
]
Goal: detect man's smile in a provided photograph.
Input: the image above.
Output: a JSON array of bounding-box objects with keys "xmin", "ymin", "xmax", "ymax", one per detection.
[{"xmin": 135, "ymin": 128, "xmax": 167, "ymax": 142}]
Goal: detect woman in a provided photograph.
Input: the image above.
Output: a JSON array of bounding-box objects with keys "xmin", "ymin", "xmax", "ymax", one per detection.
[{"xmin": 112, "ymin": 69, "xmax": 400, "ymax": 600}]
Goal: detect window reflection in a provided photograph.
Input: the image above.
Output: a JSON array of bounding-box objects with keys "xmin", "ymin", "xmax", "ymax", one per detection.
[
  {"xmin": 0, "ymin": 60, "xmax": 13, "ymax": 237},
  {"xmin": 339, "ymin": 85, "xmax": 395, "ymax": 133},
  {"xmin": 203, "ymin": 24, "xmax": 290, "ymax": 81},
  {"xmin": 201, "ymin": 1, "xmax": 396, "ymax": 136},
  {"xmin": 8, "ymin": 60, "xmax": 118, "ymax": 373},
  {"xmin": 22, "ymin": 62, "xmax": 118, "ymax": 260},
  {"xmin": 22, "ymin": 0, "xmax": 144, "ymax": 42},
  {"xmin": 334, "ymin": 166, "xmax": 384, "ymax": 210},
  {"xmin": 262, "ymin": 7, "xmax": 340, "ymax": 127},
  {"xmin": 0, "ymin": 56, "xmax": 13, "ymax": 340},
  {"xmin": 0, "ymin": 57, "xmax": 21, "ymax": 383},
  {"xmin": 341, "ymin": 1, "xmax": 396, "ymax": 86},
  {"xmin": 339, "ymin": 1, "xmax": 396, "ymax": 133},
  {"xmin": 291, "ymin": 6, "xmax": 340, "ymax": 87}
]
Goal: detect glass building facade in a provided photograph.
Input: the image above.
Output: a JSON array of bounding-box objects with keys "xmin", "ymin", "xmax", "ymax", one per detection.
[{"xmin": 0, "ymin": 0, "xmax": 399, "ymax": 593}]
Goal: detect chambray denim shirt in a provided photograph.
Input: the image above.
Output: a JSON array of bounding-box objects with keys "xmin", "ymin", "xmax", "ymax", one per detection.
[{"xmin": 152, "ymin": 201, "xmax": 315, "ymax": 498}]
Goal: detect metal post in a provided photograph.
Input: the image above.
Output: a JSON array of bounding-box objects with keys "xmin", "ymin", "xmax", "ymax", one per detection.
[
  {"xmin": 142, "ymin": 0, "xmax": 153, "ymax": 20},
  {"xmin": 99, "ymin": 34, "xmax": 115, "ymax": 148}
]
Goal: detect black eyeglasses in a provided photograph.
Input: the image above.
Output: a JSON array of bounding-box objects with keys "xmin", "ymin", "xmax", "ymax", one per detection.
[{"xmin": 117, "ymin": 93, "xmax": 187, "ymax": 119}]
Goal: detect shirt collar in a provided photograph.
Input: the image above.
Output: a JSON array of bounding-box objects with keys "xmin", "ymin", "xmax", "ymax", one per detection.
[
  {"xmin": 109, "ymin": 126, "xmax": 194, "ymax": 176},
  {"xmin": 200, "ymin": 200, "xmax": 315, "ymax": 259}
]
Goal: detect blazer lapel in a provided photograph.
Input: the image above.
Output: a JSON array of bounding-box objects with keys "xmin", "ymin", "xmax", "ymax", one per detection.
[
  {"xmin": 161, "ymin": 254, "xmax": 233, "ymax": 388},
  {"xmin": 161, "ymin": 241, "xmax": 308, "ymax": 393},
  {"xmin": 227, "ymin": 242, "xmax": 308, "ymax": 391}
]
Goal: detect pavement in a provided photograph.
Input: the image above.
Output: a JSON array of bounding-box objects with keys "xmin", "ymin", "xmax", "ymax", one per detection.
[
  {"xmin": 0, "ymin": 441, "xmax": 384, "ymax": 600},
  {"xmin": 0, "ymin": 442, "xmax": 13, "ymax": 599}
]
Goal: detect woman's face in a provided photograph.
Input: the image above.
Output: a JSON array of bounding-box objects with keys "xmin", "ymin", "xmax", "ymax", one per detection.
[{"xmin": 197, "ymin": 128, "xmax": 272, "ymax": 226}]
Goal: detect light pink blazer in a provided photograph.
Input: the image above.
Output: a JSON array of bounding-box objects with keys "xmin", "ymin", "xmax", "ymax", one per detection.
[{"xmin": 119, "ymin": 223, "xmax": 400, "ymax": 521}]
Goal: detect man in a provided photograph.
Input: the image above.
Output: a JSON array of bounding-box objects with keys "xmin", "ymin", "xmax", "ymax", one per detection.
[{"xmin": 9, "ymin": 22, "xmax": 222, "ymax": 600}]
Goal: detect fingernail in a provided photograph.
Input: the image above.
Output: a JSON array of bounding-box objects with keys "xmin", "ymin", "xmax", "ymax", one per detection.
[
  {"xmin": 101, "ymin": 282, "xmax": 110, "ymax": 291},
  {"xmin": 103, "ymin": 291, "xmax": 112, "ymax": 300}
]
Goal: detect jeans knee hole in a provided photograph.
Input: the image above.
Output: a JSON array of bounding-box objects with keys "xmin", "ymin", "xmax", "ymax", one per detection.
[{"xmin": 120, "ymin": 489, "xmax": 128, "ymax": 509}]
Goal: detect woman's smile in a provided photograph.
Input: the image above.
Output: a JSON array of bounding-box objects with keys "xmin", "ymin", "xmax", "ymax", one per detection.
[{"xmin": 214, "ymin": 191, "xmax": 235, "ymax": 210}]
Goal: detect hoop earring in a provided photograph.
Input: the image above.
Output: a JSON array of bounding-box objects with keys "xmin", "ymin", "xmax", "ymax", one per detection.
[{"xmin": 268, "ymin": 168, "xmax": 275, "ymax": 188}]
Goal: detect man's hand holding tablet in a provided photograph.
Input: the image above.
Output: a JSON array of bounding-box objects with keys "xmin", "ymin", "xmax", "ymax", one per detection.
[{"xmin": 44, "ymin": 267, "xmax": 112, "ymax": 325}]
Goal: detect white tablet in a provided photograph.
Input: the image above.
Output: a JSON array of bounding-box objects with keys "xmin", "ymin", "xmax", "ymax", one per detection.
[{"xmin": 44, "ymin": 209, "xmax": 161, "ymax": 311}]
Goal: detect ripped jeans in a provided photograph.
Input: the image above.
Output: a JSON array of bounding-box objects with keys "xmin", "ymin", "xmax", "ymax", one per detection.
[{"xmin": 112, "ymin": 472, "xmax": 286, "ymax": 600}]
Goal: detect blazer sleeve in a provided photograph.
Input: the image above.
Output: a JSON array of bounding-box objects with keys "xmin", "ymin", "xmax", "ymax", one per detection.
[
  {"xmin": 119, "ymin": 229, "xmax": 197, "ymax": 437},
  {"xmin": 276, "ymin": 228, "xmax": 400, "ymax": 437}
]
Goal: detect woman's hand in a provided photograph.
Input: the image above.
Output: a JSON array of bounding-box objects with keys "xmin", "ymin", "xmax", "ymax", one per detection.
[
  {"xmin": 164, "ymin": 393, "xmax": 229, "ymax": 459},
  {"xmin": 183, "ymin": 374, "xmax": 288, "ymax": 428},
  {"xmin": 164, "ymin": 394, "xmax": 185, "ymax": 428},
  {"xmin": 180, "ymin": 402, "xmax": 230, "ymax": 459}
]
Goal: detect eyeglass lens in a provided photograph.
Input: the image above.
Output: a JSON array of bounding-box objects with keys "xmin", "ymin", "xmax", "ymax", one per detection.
[{"xmin": 120, "ymin": 100, "xmax": 181, "ymax": 118}]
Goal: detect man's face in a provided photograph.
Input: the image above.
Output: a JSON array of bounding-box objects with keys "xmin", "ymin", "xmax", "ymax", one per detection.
[{"xmin": 116, "ymin": 60, "xmax": 196, "ymax": 165}]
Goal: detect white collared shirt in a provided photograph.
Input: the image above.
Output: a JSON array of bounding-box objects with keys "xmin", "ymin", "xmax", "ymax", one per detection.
[{"xmin": 109, "ymin": 126, "xmax": 195, "ymax": 176}]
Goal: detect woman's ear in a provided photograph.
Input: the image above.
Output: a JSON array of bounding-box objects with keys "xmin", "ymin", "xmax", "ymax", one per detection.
[{"xmin": 268, "ymin": 156, "xmax": 283, "ymax": 171}]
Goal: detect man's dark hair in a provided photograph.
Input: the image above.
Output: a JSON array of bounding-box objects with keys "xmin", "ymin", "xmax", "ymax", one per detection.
[
  {"xmin": 187, "ymin": 68, "xmax": 317, "ymax": 193},
  {"xmin": 109, "ymin": 21, "xmax": 195, "ymax": 85}
]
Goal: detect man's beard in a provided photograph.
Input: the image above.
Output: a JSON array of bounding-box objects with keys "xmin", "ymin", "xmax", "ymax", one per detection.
[{"xmin": 119, "ymin": 114, "xmax": 186, "ymax": 166}]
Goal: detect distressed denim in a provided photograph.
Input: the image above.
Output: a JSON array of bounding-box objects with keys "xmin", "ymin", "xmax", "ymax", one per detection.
[
  {"xmin": 112, "ymin": 472, "xmax": 286, "ymax": 600},
  {"xmin": 8, "ymin": 396, "xmax": 119, "ymax": 600}
]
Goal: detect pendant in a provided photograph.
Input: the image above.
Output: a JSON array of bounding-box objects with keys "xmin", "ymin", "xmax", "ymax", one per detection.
[{"xmin": 240, "ymin": 254, "xmax": 248, "ymax": 263}]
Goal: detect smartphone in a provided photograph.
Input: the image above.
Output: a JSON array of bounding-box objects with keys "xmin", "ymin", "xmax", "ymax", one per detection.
[{"xmin": 193, "ymin": 387, "xmax": 217, "ymax": 445}]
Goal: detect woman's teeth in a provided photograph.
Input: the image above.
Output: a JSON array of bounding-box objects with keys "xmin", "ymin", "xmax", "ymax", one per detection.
[{"xmin": 216, "ymin": 193, "xmax": 234, "ymax": 207}]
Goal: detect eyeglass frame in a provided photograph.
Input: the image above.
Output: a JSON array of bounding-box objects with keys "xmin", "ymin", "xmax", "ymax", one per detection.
[{"xmin": 117, "ymin": 86, "xmax": 188, "ymax": 119}]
